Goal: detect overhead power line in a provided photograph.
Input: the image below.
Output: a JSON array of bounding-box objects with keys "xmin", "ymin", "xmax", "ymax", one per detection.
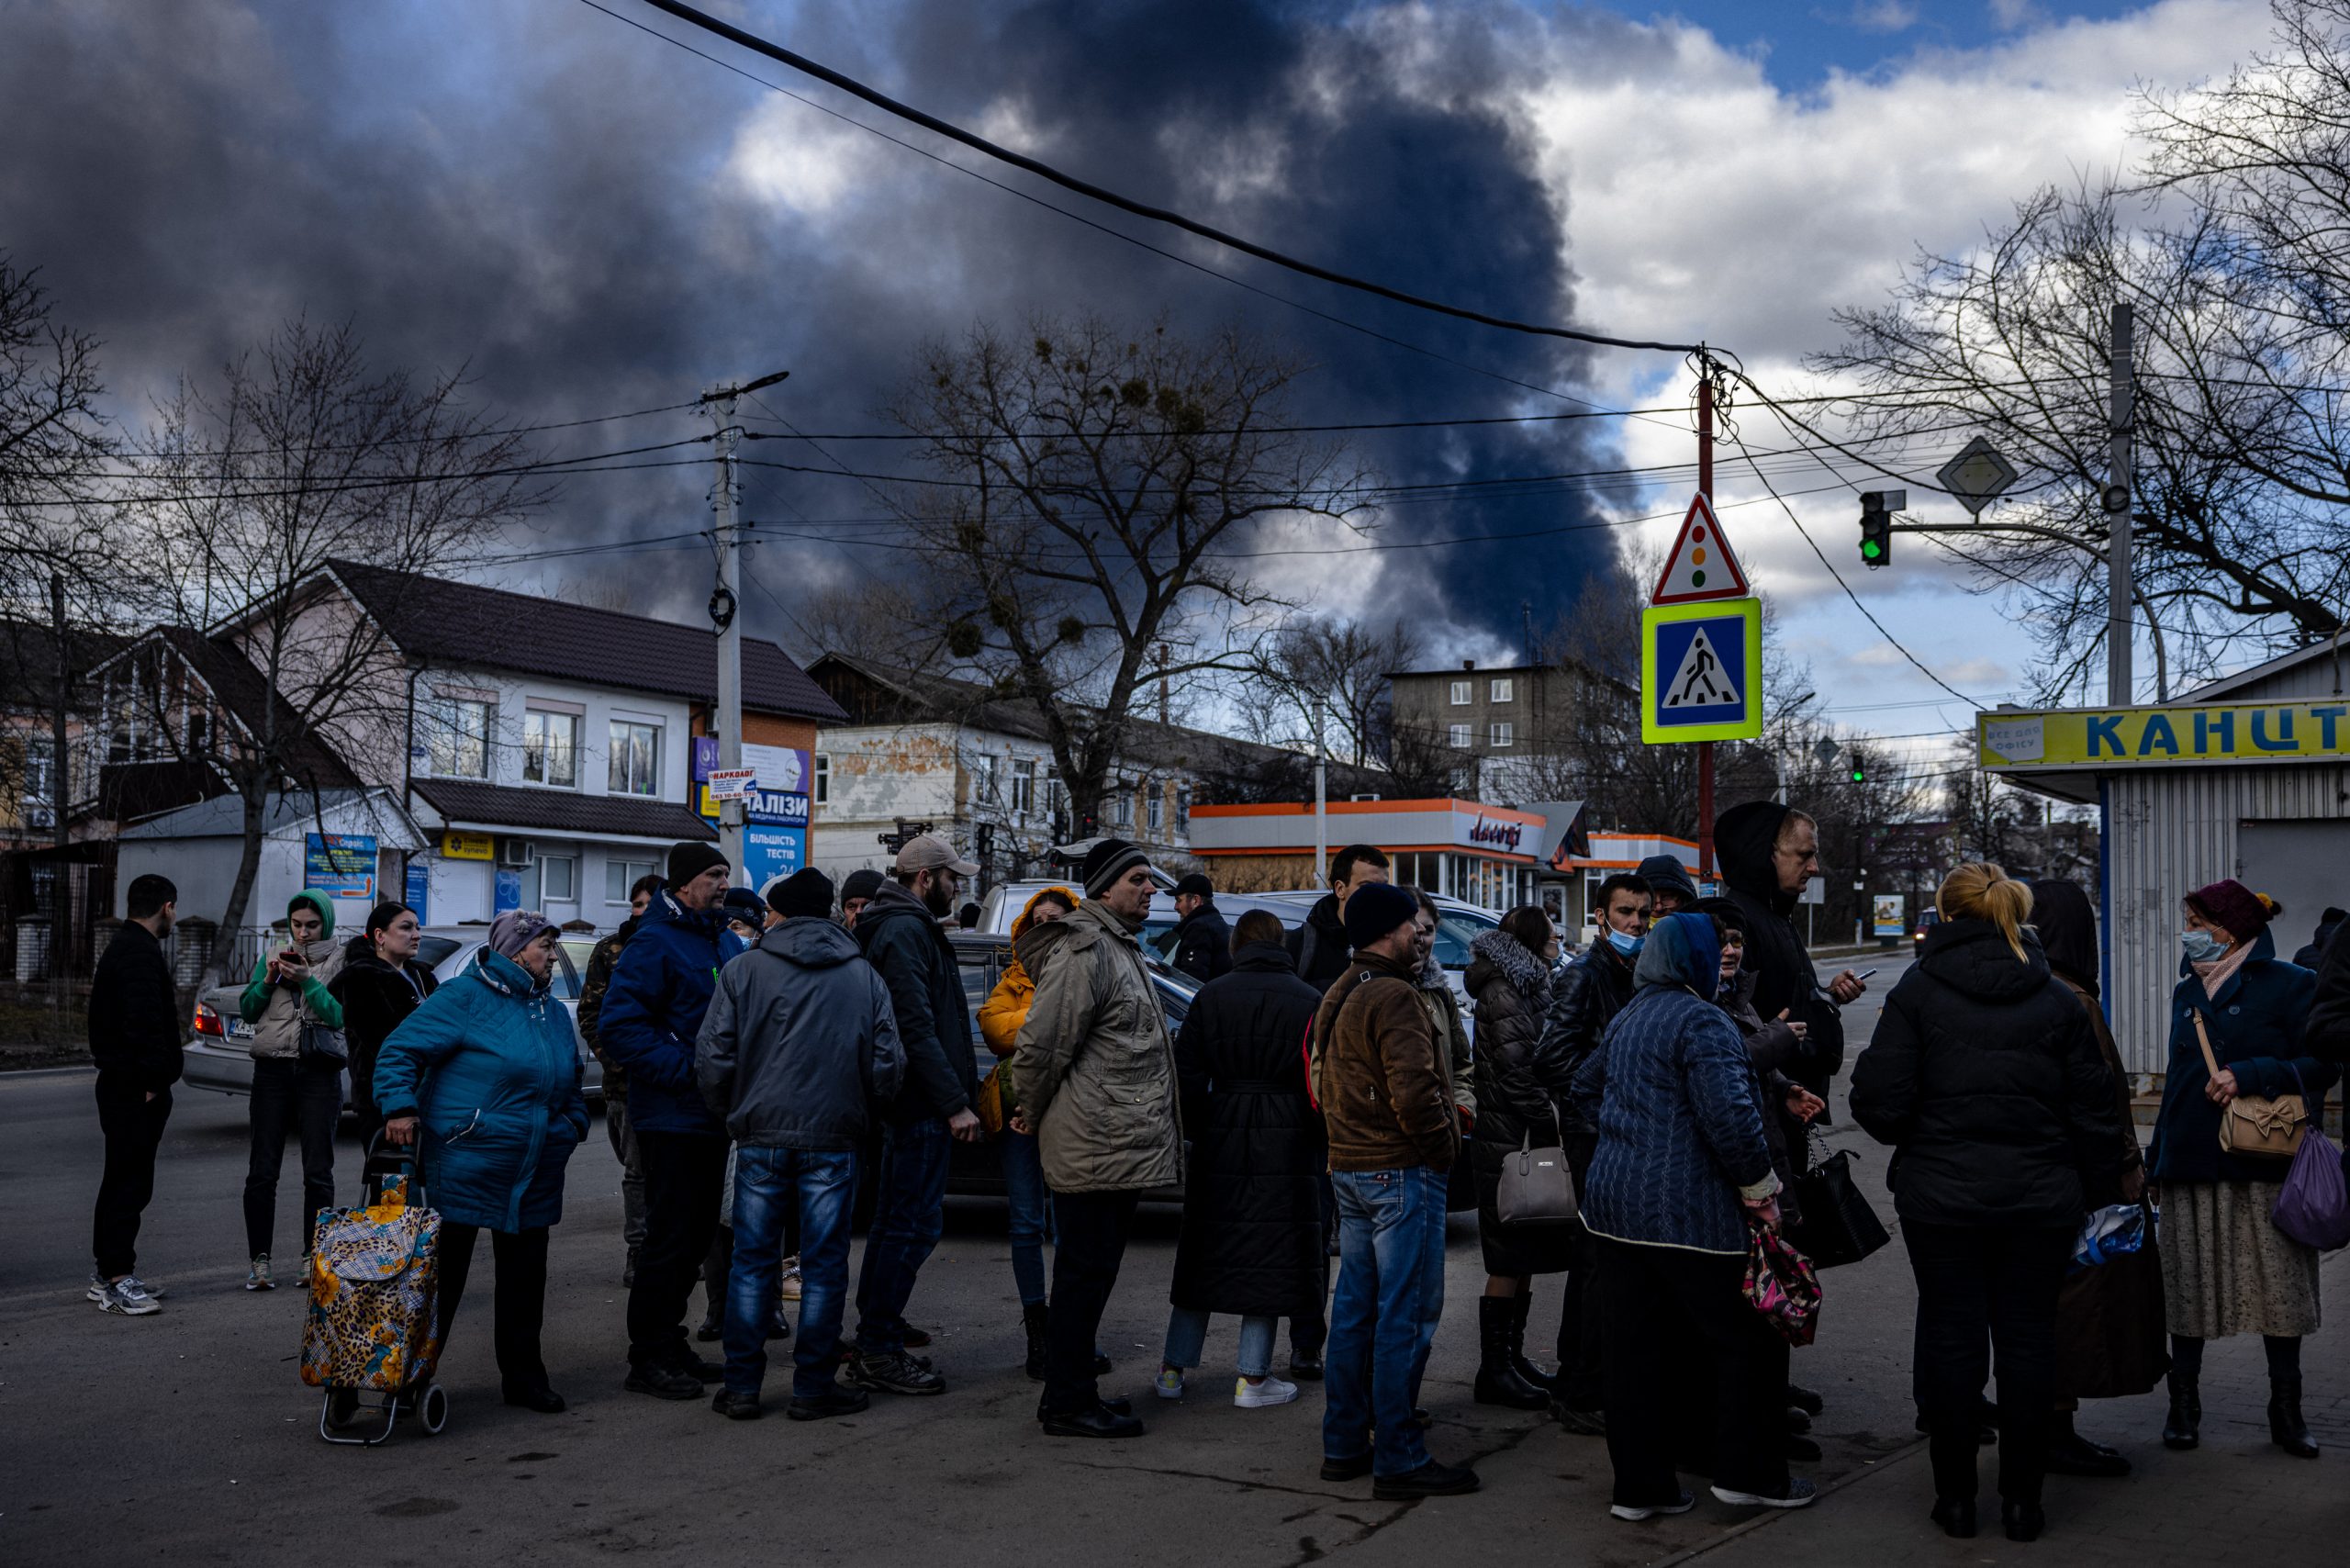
[{"xmin": 618, "ymin": 0, "xmax": 1707, "ymax": 356}]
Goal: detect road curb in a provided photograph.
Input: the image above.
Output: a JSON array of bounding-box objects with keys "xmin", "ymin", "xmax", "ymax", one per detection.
[
  {"xmin": 0, "ymin": 1062, "xmax": 97, "ymax": 1081},
  {"xmin": 1645, "ymin": 1439, "xmax": 1928, "ymax": 1566}
]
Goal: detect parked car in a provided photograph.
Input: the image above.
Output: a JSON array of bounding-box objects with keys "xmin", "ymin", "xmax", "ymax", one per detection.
[
  {"xmin": 1911, "ymin": 906, "xmax": 1942, "ymax": 957},
  {"xmin": 184, "ymin": 926, "xmax": 605, "ymax": 1111}
]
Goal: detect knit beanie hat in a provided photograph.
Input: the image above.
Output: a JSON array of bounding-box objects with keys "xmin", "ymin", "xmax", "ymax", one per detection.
[
  {"xmin": 1081, "ymin": 838, "xmax": 1150, "ymax": 899},
  {"xmin": 721, "ymin": 887, "xmax": 768, "ymax": 928},
  {"xmin": 767, "ymin": 868, "xmax": 836, "ymax": 921},
  {"xmin": 667, "ymin": 839, "xmax": 728, "ymax": 887},
  {"xmin": 2188, "ymin": 878, "xmax": 2273, "ymax": 942},
  {"xmin": 487, "ymin": 909, "xmax": 554, "ymax": 958},
  {"xmin": 839, "ymin": 868, "xmax": 885, "ymax": 906},
  {"xmin": 1341, "ymin": 879, "xmax": 1419, "ymax": 952}
]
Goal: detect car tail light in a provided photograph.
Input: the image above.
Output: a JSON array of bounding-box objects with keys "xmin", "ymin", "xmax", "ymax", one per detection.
[{"xmin": 192, "ymin": 1001, "xmax": 223, "ymax": 1037}]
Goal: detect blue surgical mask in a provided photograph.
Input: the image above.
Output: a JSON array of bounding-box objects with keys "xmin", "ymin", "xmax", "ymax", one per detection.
[
  {"xmin": 2180, "ymin": 929, "xmax": 2226, "ymax": 964},
  {"xmin": 1606, "ymin": 929, "xmax": 1645, "ymax": 958}
]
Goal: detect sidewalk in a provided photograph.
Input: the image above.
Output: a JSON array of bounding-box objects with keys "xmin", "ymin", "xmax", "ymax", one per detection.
[{"xmin": 1671, "ymin": 1246, "xmax": 2350, "ymax": 1565}]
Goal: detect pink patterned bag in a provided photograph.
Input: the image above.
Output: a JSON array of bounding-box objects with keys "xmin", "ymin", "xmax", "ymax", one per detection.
[{"xmin": 1742, "ymin": 1220, "xmax": 1821, "ymax": 1347}]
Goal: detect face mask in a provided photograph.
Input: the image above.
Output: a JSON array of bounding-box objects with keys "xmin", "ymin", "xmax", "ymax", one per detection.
[
  {"xmin": 2180, "ymin": 929, "xmax": 2227, "ymax": 964},
  {"xmin": 1606, "ymin": 929, "xmax": 1644, "ymax": 958}
]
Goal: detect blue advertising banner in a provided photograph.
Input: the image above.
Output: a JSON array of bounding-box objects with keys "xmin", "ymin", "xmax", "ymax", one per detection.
[
  {"xmin": 404, "ymin": 861, "xmax": 431, "ymax": 925},
  {"xmin": 304, "ymin": 833, "xmax": 377, "ymax": 900},
  {"xmin": 494, "ymin": 868, "xmax": 523, "ymax": 915},
  {"xmin": 743, "ymin": 823, "xmax": 805, "ymax": 892}
]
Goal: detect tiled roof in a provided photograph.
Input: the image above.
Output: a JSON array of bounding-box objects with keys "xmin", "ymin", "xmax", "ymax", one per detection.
[
  {"xmin": 328, "ymin": 559, "xmax": 847, "ymax": 724},
  {"xmin": 409, "ymin": 778, "xmax": 715, "ymax": 843},
  {"xmin": 138, "ymin": 627, "xmax": 364, "ymax": 790}
]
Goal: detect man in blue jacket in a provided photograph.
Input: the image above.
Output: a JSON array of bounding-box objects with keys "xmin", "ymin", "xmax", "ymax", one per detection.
[
  {"xmin": 599, "ymin": 839, "xmax": 733, "ymax": 1400},
  {"xmin": 699, "ymin": 868, "xmax": 906, "ymax": 1422},
  {"xmin": 848, "ymin": 832, "xmax": 983, "ymax": 1396}
]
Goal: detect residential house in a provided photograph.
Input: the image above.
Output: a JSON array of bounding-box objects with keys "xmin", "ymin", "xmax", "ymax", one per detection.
[{"xmin": 1383, "ymin": 657, "xmax": 1635, "ymax": 806}]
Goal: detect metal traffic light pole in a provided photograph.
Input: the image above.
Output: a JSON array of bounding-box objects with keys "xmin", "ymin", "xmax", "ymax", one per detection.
[{"xmin": 1695, "ymin": 363, "xmax": 1716, "ymax": 883}]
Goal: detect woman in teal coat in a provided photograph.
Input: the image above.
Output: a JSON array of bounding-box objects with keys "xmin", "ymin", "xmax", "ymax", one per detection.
[{"xmin": 377, "ymin": 912, "xmax": 587, "ymax": 1413}]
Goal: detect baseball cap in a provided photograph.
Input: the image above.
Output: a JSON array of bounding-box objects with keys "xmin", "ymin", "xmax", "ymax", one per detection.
[{"xmin": 896, "ymin": 833, "xmax": 979, "ymax": 877}]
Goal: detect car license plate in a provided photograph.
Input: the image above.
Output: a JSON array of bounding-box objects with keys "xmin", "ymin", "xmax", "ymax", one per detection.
[{"xmin": 228, "ymin": 1018, "xmax": 255, "ymax": 1040}]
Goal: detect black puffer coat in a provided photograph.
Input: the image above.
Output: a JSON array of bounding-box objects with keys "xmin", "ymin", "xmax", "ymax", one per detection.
[
  {"xmin": 1169, "ymin": 941, "xmax": 1327, "ymax": 1318},
  {"xmin": 1850, "ymin": 918, "xmax": 2125, "ymax": 1227},
  {"xmin": 1538, "ymin": 935, "xmax": 1639, "ymax": 1145},
  {"xmin": 1469, "ymin": 929, "xmax": 1578, "ymax": 1276},
  {"xmin": 1716, "ymin": 800, "xmax": 1847, "ymax": 1113}
]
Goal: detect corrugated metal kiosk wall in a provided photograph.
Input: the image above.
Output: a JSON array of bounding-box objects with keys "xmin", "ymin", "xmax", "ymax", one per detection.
[{"xmin": 2105, "ymin": 763, "xmax": 2350, "ymax": 1073}]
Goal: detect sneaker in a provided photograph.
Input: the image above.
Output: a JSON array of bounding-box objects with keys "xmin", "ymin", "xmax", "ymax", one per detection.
[
  {"xmin": 787, "ymin": 1384, "xmax": 870, "ymax": 1422},
  {"xmin": 1235, "ymin": 1374, "xmax": 1300, "ymax": 1409},
  {"xmin": 710, "ymin": 1389, "xmax": 762, "ymax": 1420},
  {"xmin": 1154, "ymin": 1367, "xmax": 1187, "ymax": 1400},
  {"xmin": 778, "ymin": 1258, "xmax": 803, "ymax": 1301},
  {"xmin": 1711, "ymin": 1479, "xmax": 1819, "ymax": 1510},
  {"xmin": 246, "ymin": 1255, "xmax": 274, "ymax": 1292},
  {"xmin": 97, "ymin": 1278, "xmax": 161, "ymax": 1316},
  {"xmin": 1373, "ymin": 1460, "xmax": 1480, "ymax": 1500},
  {"xmin": 624, "ymin": 1363, "xmax": 705, "ymax": 1401},
  {"xmin": 1612, "ymin": 1493, "xmax": 1696, "ymax": 1521},
  {"xmin": 91, "ymin": 1271, "xmax": 166, "ymax": 1301},
  {"xmin": 845, "ymin": 1350, "xmax": 946, "ymax": 1396}
]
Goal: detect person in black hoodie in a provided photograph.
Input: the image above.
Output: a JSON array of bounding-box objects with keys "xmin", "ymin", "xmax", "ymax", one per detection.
[
  {"xmin": 1169, "ymin": 873, "xmax": 1235, "ymax": 985},
  {"xmin": 1287, "ymin": 844, "xmax": 1391, "ymax": 991},
  {"xmin": 1851, "ymin": 864, "xmax": 2124, "ymax": 1544},
  {"xmin": 330, "ymin": 901, "xmax": 440, "ymax": 1152},
  {"xmin": 87, "ymin": 874, "xmax": 184, "ymax": 1316},
  {"xmin": 1536, "ymin": 870, "xmax": 1651, "ymax": 1433},
  {"xmin": 2291, "ymin": 906, "xmax": 2345, "ymax": 970},
  {"xmin": 1713, "ymin": 802, "xmax": 1864, "ymax": 1116}
]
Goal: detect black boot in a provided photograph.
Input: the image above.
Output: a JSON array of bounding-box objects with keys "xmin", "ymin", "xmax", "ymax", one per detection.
[
  {"xmin": 1472, "ymin": 1297, "xmax": 1548, "ymax": 1409},
  {"xmin": 2268, "ymin": 1375, "xmax": 2319, "ymax": 1459},
  {"xmin": 2162, "ymin": 1372, "xmax": 2200, "ymax": 1451},
  {"xmin": 2044, "ymin": 1410, "xmax": 2130, "ymax": 1477},
  {"xmin": 1023, "ymin": 1301, "xmax": 1050, "ymax": 1382},
  {"xmin": 1507, "ymin": 1288, "xmax": 1557, "ymax": 1394}
]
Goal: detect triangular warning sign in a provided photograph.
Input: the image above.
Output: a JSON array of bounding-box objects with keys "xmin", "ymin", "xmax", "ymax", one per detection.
[
  {"xmin": 1651, "ymin": 493, "xmax": 1750, "ymax": 604},
  {"xmin": 1662, "ymin": 625, "xmax": 1739, "ymax": 710}
]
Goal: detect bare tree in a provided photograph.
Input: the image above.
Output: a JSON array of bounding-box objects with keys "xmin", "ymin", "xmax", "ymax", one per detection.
[
  {"xmin": 881, "ymin": 315, "xmax": 1369, "ymax": 829},
  {"xmin": 117, "ymin": 319, "xmax": 547, "ymax": 976},
  {"xmin": 1245, "ymin": 614, "xmax": 1422, "ymax": 768},
  {"xmin": 1817, "ymin": 6, "xmax": 2350, "ymax": 700}
]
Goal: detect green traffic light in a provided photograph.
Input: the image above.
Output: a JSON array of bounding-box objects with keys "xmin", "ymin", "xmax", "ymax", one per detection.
[
  {"xmin": 1861, "ymin": 539, "xmax": 1882, "ymax": 560},
  {"xmin": 1850, "ymin": 767, "xmax": 1865, "ymax": 783}
]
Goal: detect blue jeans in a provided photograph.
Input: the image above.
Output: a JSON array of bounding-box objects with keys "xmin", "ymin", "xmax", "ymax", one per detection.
[
  {"xmin": 854, "ymin": 1116, "xmax": 951, "ymax": 1354},
  {"xmin": 1164, "ymin": 1306, "xmax": 1278, "ymax": 1378},
  {"xmin": 726, "ymin": 1145, "xmax": 857, "ymax": 1400},
  {"xmin": 1323, "ymin": 1167, "xmax": 1449, "ymax": 1477},
  {"xmin": 1001, "ymin": 1126, "xmax": 1051, "ymax": 1305}
]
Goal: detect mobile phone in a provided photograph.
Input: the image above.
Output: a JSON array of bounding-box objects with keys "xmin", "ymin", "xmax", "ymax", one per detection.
[{"xmin": 1852, "ymin": 969, "xmax": 1879, "ymax": 981}]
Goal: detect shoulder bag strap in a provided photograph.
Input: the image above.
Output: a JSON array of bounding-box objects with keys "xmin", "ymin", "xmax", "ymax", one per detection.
[{"xmin": 2191, "ymin": 1007, "xmax": 2223, "ymax": 1081}]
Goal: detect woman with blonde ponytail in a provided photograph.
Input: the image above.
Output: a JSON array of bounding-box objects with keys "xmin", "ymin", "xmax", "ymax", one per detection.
[{"xmin": 1851, "ymin": 863, "xmax": 2127, "ymax": 1543}]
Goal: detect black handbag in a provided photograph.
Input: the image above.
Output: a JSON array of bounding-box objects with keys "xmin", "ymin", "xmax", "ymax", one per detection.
[
  {"xmin": 1786, "ymin": 1142, "xmax": 1889, "ymax": 1268},
  {"xmin": 1495, "ymin": 1111, "xmax": 1578, "ymax": 1226}
]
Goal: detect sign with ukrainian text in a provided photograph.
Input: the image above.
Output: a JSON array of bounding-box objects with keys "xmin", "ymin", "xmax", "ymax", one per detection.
[{"xmin": 1978, "ymin": 701, "xmax": 2350, "ymax": 772}]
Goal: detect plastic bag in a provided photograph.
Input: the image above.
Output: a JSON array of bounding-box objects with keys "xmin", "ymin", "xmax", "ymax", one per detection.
[
  {"xmin": 2273, "ymin": 1126, "xmax": 2350, "ymax": 1252},
  {"xmin": 2070, "ymin": 1203, "xmax": 2148, "ymax": 1271}
]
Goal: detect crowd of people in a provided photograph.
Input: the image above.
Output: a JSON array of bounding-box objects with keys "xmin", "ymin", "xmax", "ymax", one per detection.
[{"xmin": 79, "ymin": 804, "xmax": 2350, "ymax": 1533}]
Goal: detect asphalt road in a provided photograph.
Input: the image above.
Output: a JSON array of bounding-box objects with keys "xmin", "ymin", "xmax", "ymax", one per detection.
[{"xmin": 0, "ymin": 949, "xmax": 2060, "ymax": 1568}]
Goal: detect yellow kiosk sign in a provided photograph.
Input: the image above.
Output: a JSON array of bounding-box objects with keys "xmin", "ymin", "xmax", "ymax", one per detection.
[
  {"xmin": 442, "ymin": 831, "xmax": 496, "ymax": 861},
  {"xmin": 1979, "ymin": 700, "xmax": 2350, "ymax": 771}
]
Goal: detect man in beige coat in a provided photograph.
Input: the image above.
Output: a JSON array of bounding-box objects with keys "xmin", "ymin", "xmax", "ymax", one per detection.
[{"xmin": 1009, "ymin": 838, "xmax": 1181, "ymax": 1439}]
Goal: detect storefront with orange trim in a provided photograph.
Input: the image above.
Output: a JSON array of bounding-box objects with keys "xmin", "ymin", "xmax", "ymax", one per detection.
[{"xmin": 1186, "ymin": 799, "xmax": 1549, "ymax": 912}]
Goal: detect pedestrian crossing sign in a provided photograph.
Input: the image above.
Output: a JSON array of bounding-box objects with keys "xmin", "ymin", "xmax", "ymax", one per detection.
[{"xmin": 1641, "ymin": 597, "xmax": 1763, "ymax": 744}]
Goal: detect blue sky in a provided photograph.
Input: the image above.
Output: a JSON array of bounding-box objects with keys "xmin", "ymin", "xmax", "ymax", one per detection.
[{"xmin": 1595, "ymin": 1, "xmax": 2162, "ymax": 85}]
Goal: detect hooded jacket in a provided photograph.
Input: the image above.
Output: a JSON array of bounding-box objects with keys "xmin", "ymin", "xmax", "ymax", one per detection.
[
  {"xmin": 1313, "ymin": 947, "xmax": 1458, "ymax": 1173},
  {"xmin": 374, "ymin": 948, "xmax": 588, "ymax": 1232},
  {"xmin": 330, "ymin": 935, "xmax": 438, "ymax": 1108},
  {"xmin": 1467, "ymin": 928, "xmax": 1572, "ymax": 1153},
  {"xmin": 1538, "ymin": 933, "xmax": 1639, "ymax": 1144},
  {"xmin": 1007, "ymin": 898, "xmax": 1182, "ymax": 1193},
  {"xmin": 238, "ymin": 890, "xmax": 345, "ymax": 1060},
  {"xmin": 2146, "ymin": 928, "xmax": 2333, "ymax": 1185},
  {"xmin": 696, "ymin": 917, "xmax": 906, "ymax": 1151},
  {"xmin": 595, "ymin": 886, "xmax": 727, "ymax": 1136},
  {"xmin": 88, "ymin": 918, "xmax": 184, "ymax": 1092},
  {"xmin": 2292, "ymin": 907, "xmax": 2345, "ymax": 971},
  {"xmin": 1286, "ymin": 891, "xmax": 1352, "ymax": 991},
  {"xmin": 1850, "ymin": 919, "xmax": 2124, "ymax": 1227},
  {"xmin": 1171, "ymin": 898, "xmax": 1236, "ymax": 985},
  {"xmin": 1169, "ymin": 940, "xmax": 1325, "ymax": 1317},
  {"xmin": 1572, "ymin": 913, "xmax": 1777, "ymax": 1256},
  {"xmin": 2308, "ymin": 910, "xmax": 2350, "ymax": 1067},
  {"xmin": 857, "ymin": 878, "xmax": 978, "ymax": 1125},
  {"xmin": 1714, "ymin": 801, "xmax": 1845, "ymax": 1106}
]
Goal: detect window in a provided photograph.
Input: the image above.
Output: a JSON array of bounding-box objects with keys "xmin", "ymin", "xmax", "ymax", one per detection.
[
  {"xmin": 976, "ymin": 753, "xmax": 1001, "ymax": 805},
  {"xmin": 608, "ymin": 720, "xmax": 660, "ymax": 796},
  {"xmin": 605, "ymin": 857, "xmax": 658, "ymax": 903},
  {"xmin": 540, "ymin": 854, "xmax": 576, "ymax": 902},
  {"xmin": 1490, "ymin": 677, "xmax": 1515, "ymax": 703},
  {"xmin": 522, "ymin": 709, "xmax": 580, "ymax": 788},
  {"xmin": 812, "ymin": 753, "xmax": 830, "ymax": 805},
  {"xmin": 1449, "ymin": 679, "xmax": 1472, "ymax": 706},
  {"xmin": 1175, "ymin": 782, "xmax": 1192, "ymax": 832},
  {"xmin": 1113, "ymin": 783, "xmax": 1134, "ymax": 828},
  {"xmin": 1447, "ymin": 722, "xmax": 1472, "ymax": 749},
  {"xmin": 185, "ymin": 712, "xmax": 210, "ymax": 753},
  {"xmin": 1490, "ymin": 722, "xmax": 1515, "ymax": 748},
  {"xmin": 1147, "ymin": 785, "xmax": 1164, "ymax": 834},
  {"xmin": 23, "ymin": 734, "xmax": 55, "ymax": 803},
  {"xmin": 430, "ymin": 695, "xmax": 493, "ymax": 778},
  {"xmin": 1046, "ymin": 777, "xmax": 1067, "ymax": 828},
  {"xmin": 1011, "ymin": 757, "xmax": 1035, "ymax": 813}
]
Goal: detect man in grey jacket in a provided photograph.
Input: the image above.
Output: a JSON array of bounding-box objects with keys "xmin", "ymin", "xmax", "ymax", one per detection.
[
  {"xmin": 1011, "ymin": 838, "xmax": 1181, "ymax": 1439},
  {"xmin": 698, "ymin": 868, "xmax": 905, "ymax": 1422}
]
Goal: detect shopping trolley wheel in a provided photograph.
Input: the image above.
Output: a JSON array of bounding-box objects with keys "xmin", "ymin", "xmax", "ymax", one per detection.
[{"xmin": 417, "ymin": 1383, "xmax": 449, "ymax": 1435}]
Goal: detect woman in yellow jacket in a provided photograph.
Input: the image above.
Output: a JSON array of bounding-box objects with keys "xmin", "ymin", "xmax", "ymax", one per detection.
[{"xmin": 979, "ymin": 887, "xmax": 1078, "ymax": 1378}]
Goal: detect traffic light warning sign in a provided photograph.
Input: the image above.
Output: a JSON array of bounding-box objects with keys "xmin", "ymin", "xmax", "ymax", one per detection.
[
  {"xmin": 1651, "ymin": 493, "xmax": 1751, "ymax": 604},
  {"xmin": 1641, "ymin": 597, "xmax": 1763, "ymax": 744}
]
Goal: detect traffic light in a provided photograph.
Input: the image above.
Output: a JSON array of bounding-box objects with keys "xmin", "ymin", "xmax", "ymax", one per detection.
[
  {"xmin": 1848, "ymin": 749, "xmax": 1868, "ymax": 785},
  {"xmin": 1859, "ymin": 491, "xmax": 1897, "ymax": 566}
]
